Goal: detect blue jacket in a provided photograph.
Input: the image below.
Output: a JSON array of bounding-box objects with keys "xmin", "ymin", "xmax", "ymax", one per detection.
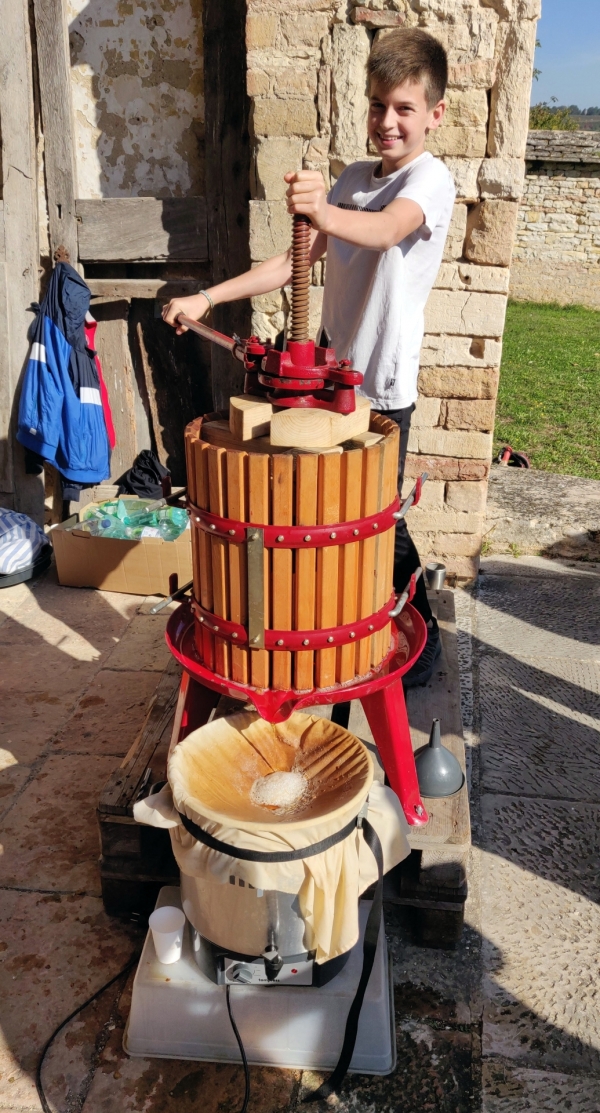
[{"xmin": 17, "ymin": 263, "xmax": 110, "ymax": 483}]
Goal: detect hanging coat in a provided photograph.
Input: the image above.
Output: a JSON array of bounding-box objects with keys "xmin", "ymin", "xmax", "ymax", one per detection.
[{"xmin": 17, "ymin": 263, "xmax": 112, "ymax": 484}]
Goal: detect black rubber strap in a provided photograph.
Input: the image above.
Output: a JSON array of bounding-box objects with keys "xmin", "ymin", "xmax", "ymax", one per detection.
[
  {"xmin": 304, "ymin": 818, "xmax": 384, "ymax": 1102},
  {"xmin": 178, "ymin": 811, "xmax": 359, "ymax": 863}
]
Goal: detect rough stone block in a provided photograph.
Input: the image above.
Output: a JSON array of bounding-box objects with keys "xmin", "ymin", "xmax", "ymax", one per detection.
[
  {"xmin": 352, "ymin": 7, "xmax": 406, "ymax": 27},
  {"xmin": 246, "ymin": 13, "xmax": 278, "ymax": 49},
  {"xmin": 488, "ymin": 19, "xmax": 538, "ymax": 159},
  {"xmin": 434, "ymin": 263, "xmax": 510, "ymax": 294},
  {"xmin": 309, "ymin": 284, "xmax": 324, "ymax": 340},
  {"xmin": 401, "ymin": 477, "xmax": 445, "ymax": 511},
  {"xmin": 464, "ymin": 201, "xmax": 519, "ymax": 267},
  {"xmin": 280, "ymin": 12, "xmax": 329, "ymax": 47},
  {"xmin": 443, "ymin": 203, "xmax": 468, "ymax": 261},
  {"xmin": 423, "ymin": 531, "xmax": 483, "ymax": 558},
  {"xmin": 445, "ymin": 88, "xmax": 489, "ymax": 129},
  {"xmin": 247, "ymin": 69, "xmax": 270, "ymax": 97},
  {"xmin": 421, "ymin": 335, "xmax": 503, "ymax": 368},
  {"xmin": 410, "ymin": 428, "xmax": 493, "ymax": 460},
  {"xmin": 425, "ymin": 291, "xmax": 507, "ymax": 337},
  {"xmin": 442, "ymin": 398, "xmax": 497, "ymax": 432},
  {"xmin": 331, "ymin": 24, "xmax": 370, "ymax": 157},
  {"xmin": 444, "ymin": 159, "xmax": 482, "ymax": 202},
  {"xmin": 426, "ymin": 126, "xmax": 487, "ymax": 159},
  {"xmin": 254, "ymin": 137, "xmax": 303, "ymax": 200},
  {"xmin": 418, "ymin": 366, "xmax": 500, "ymax": 400},
  {"xmin": 478, "ymin": 158, "xmax": 525, "ymax": 200},
  {"xmin": 448, "ymin": 59, "xmax": 497, "ymax": 89},
  {"xmin": 273, "ymin": 67, "xmax": 318, "ymax": 98},
  {"xmin": 404, "ymin": 453, "xmax": 490, "ymax": 481},
  {"xmin": 411, "ymin": 395, "xmax": 442, "ymax": 428},
  {"xmin": 249, "ymin": 200, "xmax": 292, "ymax": 260},
  {"xmin": 445, "ymin": 480, "xmax": 488, "ymax": 514},
  {"xmin": 252, "ymin": 97, "xmax": 317, "ymax": 138},
  {"xmin": 407, "ymin": 506, "xmax": 484, "ymax": 535}
]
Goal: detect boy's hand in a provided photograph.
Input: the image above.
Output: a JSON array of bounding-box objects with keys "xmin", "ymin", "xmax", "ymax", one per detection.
[
  {"xmin": 285, "ymin": 170, "xmax": 330, "ymax": 233},
  {"xmin": 162, "ymin": 292, "xmax": 211, "ymax": 334}
]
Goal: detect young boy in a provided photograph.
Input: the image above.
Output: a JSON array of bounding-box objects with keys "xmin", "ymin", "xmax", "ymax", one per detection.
[{"xmin": 164, "ymin": 27, "xmax": 455, "ymax": 686}]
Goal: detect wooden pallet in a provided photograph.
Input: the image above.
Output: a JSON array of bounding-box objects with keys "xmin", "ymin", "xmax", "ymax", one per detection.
[
  {"xmin": 383, "ymin": 589, "xmax": 471, "ymax": 947},
  {"xmin": 97, "ymin": 590, "xmax": 470, "ymax": 943}
]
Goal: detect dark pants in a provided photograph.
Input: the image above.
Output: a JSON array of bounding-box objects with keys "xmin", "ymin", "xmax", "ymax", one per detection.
[{"xmin": 376, "ymin": 405, "xmax": 432, "ymax": 625}]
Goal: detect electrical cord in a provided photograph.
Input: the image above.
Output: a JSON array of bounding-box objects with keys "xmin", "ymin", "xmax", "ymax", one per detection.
[
  {"xmin": 226, "ymin": 984, "xmax": 251, "ymax": 1113},
  {"xmin": 35, "ymin": 953, "xmax": 140, "ymax": 1113}
]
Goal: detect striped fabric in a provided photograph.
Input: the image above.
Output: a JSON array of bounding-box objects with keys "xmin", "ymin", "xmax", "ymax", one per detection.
[{"xmin": 0, "ymin": 508, "xmax": 49, "ymax": 574}]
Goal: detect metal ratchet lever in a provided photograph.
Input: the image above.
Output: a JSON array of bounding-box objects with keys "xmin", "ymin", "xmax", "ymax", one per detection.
[
  {"xmin": 388, "ymin": 566, "xmax": 422, "ymax": 618},
  {"xmin": 149, "ymin": 579, "xmax": 193, "ymax": 615},
  {"xmin": 393, "ymin": 472, "xmax": 428, "ymax": 520},
  {"xmin": 175, "ymin": 314, "xmax": 244, "ymax": 359}
]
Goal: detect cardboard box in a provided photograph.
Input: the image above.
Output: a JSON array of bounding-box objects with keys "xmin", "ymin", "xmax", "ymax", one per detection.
[{"xmin": 51, "ymin": 497, "xmax": 192, "ymax": 595}]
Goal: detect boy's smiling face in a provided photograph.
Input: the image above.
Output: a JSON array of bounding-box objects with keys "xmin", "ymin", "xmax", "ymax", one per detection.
[{"xmin": 367, "ymin": 78, "xmax": 445, "ymax": 175}]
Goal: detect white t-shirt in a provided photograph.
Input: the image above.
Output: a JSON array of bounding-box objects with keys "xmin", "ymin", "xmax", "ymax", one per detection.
[{"xmin": 320, "ymin": 152, "xmax": 455, "ymax": 410}]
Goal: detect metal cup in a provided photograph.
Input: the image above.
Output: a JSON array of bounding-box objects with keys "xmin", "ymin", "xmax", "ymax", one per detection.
[{"xmin": 425, "ymin": 562, "xmax": 446, "ymax": 590}]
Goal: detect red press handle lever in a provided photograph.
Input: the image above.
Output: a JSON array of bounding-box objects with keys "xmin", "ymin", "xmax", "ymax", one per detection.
[{"xmin": 175, "ymin": 314, "xmax": 244, "ymax": 359}]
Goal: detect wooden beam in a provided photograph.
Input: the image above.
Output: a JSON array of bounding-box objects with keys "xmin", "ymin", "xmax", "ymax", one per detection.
[
  {"xmin": 0, "ymin": 0, "xmax": 43, "ymax": 518},
  {"xmin": 86, "ymin": 278, "xmax": 200, "ymax": 302},
  {"xmin": 77, "ymin": 198, "xmax": 209, "ymax": 263},
  {"xmin": 204, "ymin": 0, "xmax": 252, "ymax": 411},
  {"xmin": 32, "ymin": 0, "xmax": 78, "ymax": 264}
]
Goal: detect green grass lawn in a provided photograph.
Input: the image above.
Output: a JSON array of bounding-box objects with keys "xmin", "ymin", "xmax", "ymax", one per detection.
[{"xmin": 495, "ymin": 300, "xmax": 600, "ymax": 480}]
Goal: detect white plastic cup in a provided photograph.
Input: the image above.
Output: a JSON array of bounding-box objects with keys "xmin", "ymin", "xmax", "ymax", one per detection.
[{"xmin": 148, "ymin": 905, "xmax": 186, "ymax": 964}]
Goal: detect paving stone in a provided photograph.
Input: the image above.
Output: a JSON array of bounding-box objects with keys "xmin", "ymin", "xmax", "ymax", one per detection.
[
  {"xmin": 482, "ymin": 1061, "xmax": 600, "ymax": 1112},
  {"xmin": 479, "ymin": 656, "xmax": 600, "ymax": 800},
  {"xmin": 480, "ymin": 556, "xmax": 600, "ymax": 578},
  {"xmin": 53, "ymin": 670, "xmax": 161, "ymax": 757},
  {"xmin": 0, "ymin": 755, "xmax": 120, "ymax": 893},
  {"xmin": 0, "ymin": 692, "xmax": 80, "ymax": 767},
  {"xmin": 0, "ymin": 889, "xmax": 139, "ymax": 1112},
  {"xmin": 105, "ymin": 615, "xmax": 171, "ymax": 673},
  {"xmin": 0, "ymin": 765, "xmax": 31, "ymax": 823},
  {"xmin": 477, "ymin": 575, "xmax": 600, "ymax": 661},
  {"xmin": 480, "ymin": 798, "xmax": 600, "ymax": 1073}
]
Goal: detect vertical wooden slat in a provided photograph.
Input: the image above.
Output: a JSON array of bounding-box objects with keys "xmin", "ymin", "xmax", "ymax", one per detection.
[
  {"xmin": 227, "ymin": 450, "xmax": 249, "ymax": 684},
  {"xmin": 372, "ymin": 426, "xmax": 399, "ymax": 667},
  {"xmin": 337, "ymin": 449, "xmax": 364, "ymax": 683},
  {"xmin": 208, "ymin": 447, "xmax": 230, "ymax": 678},
  {"xmin": 272, "ymin": 454, "xmax": 294, "ymax": 690},
  {"xmin": 248, "ymin": 453, "xmax": 270, "ymax": 688},
  {"xmin": 194, "ymin": 438, "xmax": 214, "ymax": 669},
  {"xmin": 294, "ymin": 453, "xmax": 319, "ymax": 691},
  {"xmin": 315, "ymin": 452, "xmax": 341, "ymax": 688},
  {"xmin": 356, "ymin": 443, "xmax": 382, "ymax": 677}
]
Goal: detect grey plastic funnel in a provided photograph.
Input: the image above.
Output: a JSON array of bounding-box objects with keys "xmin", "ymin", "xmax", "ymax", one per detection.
[{"xmin": 415, "ymin": 719, "xmax": 464, "ymax": 798}]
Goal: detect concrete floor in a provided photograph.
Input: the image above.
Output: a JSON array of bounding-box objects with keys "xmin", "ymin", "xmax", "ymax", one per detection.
[{"xmin": 1, "ymin": 556, "xmax": 599, "ymax": 1112}]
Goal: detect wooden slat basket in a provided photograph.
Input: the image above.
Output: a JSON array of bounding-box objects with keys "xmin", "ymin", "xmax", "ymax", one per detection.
[{"xmin": 184, "ymin": 412, "xmax": 400, "ymax": 693}]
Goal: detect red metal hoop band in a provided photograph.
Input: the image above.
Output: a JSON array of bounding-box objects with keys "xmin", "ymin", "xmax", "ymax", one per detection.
[
  {"xmin": 189, "ymin": 494, "xmax": 400, "ymax": 547},
  {"xmin": 191, "ymin": 592, "xmax": 397, "ymax": 649}
]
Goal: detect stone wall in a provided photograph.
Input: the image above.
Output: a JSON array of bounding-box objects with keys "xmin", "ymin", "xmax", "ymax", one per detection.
[
  {"xmin": 245, "ymin": 0, "xmax": 538, "ymax": 581},
  {"xmin": 511, "ymin": 131, "xmax": 600, "ymax": 309}
]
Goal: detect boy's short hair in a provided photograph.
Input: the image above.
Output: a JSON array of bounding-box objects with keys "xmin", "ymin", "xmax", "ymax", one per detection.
[{"xmin": 367, "ymin": 28, "xmax": 448, "ymax": 108}]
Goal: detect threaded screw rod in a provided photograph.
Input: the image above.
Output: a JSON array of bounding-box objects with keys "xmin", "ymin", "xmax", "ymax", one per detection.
[{"xmin": 290, "ymin": 213, "xmax": 311, "ymax": 342}]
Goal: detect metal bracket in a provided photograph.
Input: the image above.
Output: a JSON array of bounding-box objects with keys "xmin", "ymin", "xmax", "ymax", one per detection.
[
  {"xmin": 394, "ymin": 472, "xmax": 428, "ymax": 520},
  {"xmin": 388, "ymin": 567, "xmax": 422, "ymax": 618},
  {"xmin": 246, "ymin": 527, "xmax": 266, "ymax": 649}
]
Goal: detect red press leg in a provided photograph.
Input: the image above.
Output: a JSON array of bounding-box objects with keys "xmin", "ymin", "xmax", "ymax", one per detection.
[{"xmin": 361, "ymin": 676, "xmax": 428, "ymax": 826}]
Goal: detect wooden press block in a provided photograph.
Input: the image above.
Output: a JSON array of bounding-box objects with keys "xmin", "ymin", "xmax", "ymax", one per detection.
[
  {"xmin": 269, "ymin": 395, "xmax": 371, "ymax": 448},
  {"xmin": 201, "ymin": 420, "xmax": 289, "ymax": 454},
  {"xmin": 229, "ymin": 395, "xmax": 273, "ymax": 441},
  {"xmin": 350, "ymin": 430, "xmax": 384, "ymax": 448}
]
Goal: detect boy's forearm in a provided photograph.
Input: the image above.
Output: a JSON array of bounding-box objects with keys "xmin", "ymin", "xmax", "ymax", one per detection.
[
  {"xmin": 322, "ymin": 200, "xmax": 423, "ymax": 252},
  {"xmin": 208, "ymin": 252, "xmax": 293, "ymax": 306}
]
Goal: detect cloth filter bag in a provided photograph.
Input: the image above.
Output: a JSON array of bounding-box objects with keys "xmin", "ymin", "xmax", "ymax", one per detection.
[{"xmin": 134, "ymin": 711, "xmax": 411, "ymax": 963}]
